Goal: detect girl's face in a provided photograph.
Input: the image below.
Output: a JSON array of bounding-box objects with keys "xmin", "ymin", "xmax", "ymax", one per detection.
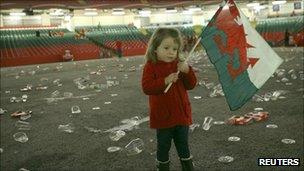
[{"xmin": 155, "ymin": 37, "xmax": 178, "ymax": 62}]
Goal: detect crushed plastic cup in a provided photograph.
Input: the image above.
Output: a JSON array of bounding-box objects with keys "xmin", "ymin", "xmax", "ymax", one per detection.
[
  {"xmin": 104, "ymin": 102, "xmax": 111, "ymax": 105},
  {"xmin": 21, "ymin": 94, "xmax": 28, "ymax": 102},
  {"xmin": 111, "ymin": 94, "xmax": 118, "ymax": 97},
  {"xmin": 58, "ymin": 123, "xmax": 75, "ymax": 133},
  {"xmin": 15, "ymin": 120, "xmax": 31, "ymax": 130},
  {"xmin": 77, "ymin": 84, "xmax": 87, "ymax": 90},
  {"xmin": 10, "ymin": 97, "xmax": 17, "ymax": 103},
  {"xmin": 121, "ymin": 116, "xmax": 141, "ymax": 126},
  {"xmin": 287, "ymin": 69, "xmax": 295, "ymax": 75},
  {"xmin": 63, "ymin": 92, "xmax": 73, "ymax": 98},
  {"xmin": 22, "ymin": 84, "xmax": 33, "ymax": 92},
  {"xmin": 254, "ymin": 107, "xmax": 263, "ymax": 111},
  {"xmin": 281, "ymin": 139, "xmax": 295, "ymax": 144},
  {"xmin": 0, "ymin": 108, "xmax": 7, "ymax": 114},
  {"xmin": 125, "ymin": 138, "xmax": 144, "ymax": 156},
  {"xmin": 84, "ymin": 126, "xmax": 101, "ymax": 133},
  {"xmin": 13, "ymin": 132, "xmax": 28, "ymax": 143},
  {"xmin": 266, "ymin": 124, "xmax": 278, "ymax": 128},
  {"xmin": 20, "ymin": 114, "xmax": 31, "ymax": 121},
  {"xmin": 92, "ymin": 107, "xmax": 100, "ymax": 110},
  {"xmin": 36, "ymin": 86, "xmax": 48, "ymax": 90},
  {"xmin": 189, "ymin": 123, "xmax": 200, "ymax": 132},
  {"xmin": 252, "ymin": 94, "xmax": 264, "ymax": 102},
  {"xmin": 53, "ymin": 79, "xmax": 61, "ymax": 85},
  {"xmin": 218, "ymin": 156, "xmax": 234, "ymax": 163},
  {"xmin": 275, "ymin": 69, "xmax": 285, "ymax": 77},
  {"xmin": 209, "ymin": 84, "xmax": 224, "ymax": 97},
  {"xmin": 71, "ymin": 106, "xmax": 81, "ymax": 114},
  {"xmin": 228, "ymin": 136, "xmax": 240, "ymax": 142},
  {"xmin": 281, "ymin": 77, "xmax": 289, "ymax": 83},
  {"xmin": 46, "ymin": 98, "xmax": 56, "ymax": 104},
  {"xmin": 205, "ymin": 82, "xmax": 215, "ymax": 89},
  {"xmin": 263, "ymin": 93, "xmax": 272, "ymax": 101},
  {"xmin": 213, "ymin": 121, "xmax": 225, "ymax": 125},
  {"xmin": 194, "ymin": 96, "xmax": 202, "ymax": 99},
  {"xmin": 107, "ymin": 80, "xmax": 115, "ymax": 87},
  {"xmin": 272, "ymin": 90, "xmax": 288, "ymax": 100},
  {"xmin": 290, "ymin": 73, "xmax": 297, "ymax": 80},
  {"xmin": 28, "ymin": 70, "xmax": 36, "ymax": 75},
  {"xmin": 202, "ymin": 116, "xmax": 213, "ymax": 131},
  {"xmin": 51, "ymin": 90, "xmax": 60, "ymax": 98},
  {"xmin": 109, "ymin": 130, "xmax": 126, "ymax": 141},
  {"xmin": 107, "ymin": 146, "xmax": 122, "ymax": 153}
]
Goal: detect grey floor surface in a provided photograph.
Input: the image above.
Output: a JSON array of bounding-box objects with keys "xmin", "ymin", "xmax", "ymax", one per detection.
[{"xmin": 0, "ymin": 47, "xmax": 303, "ymax": 171}]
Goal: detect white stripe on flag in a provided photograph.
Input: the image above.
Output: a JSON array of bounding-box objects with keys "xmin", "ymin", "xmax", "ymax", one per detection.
[{"xmin": 240, "ymin": 10, "xmax": 283, "ymax": 89}]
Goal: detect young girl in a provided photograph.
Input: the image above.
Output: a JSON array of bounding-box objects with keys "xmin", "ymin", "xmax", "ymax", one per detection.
[{"xmin": 141, "ymin": 28, "xmax": 197, "ymax": 171}]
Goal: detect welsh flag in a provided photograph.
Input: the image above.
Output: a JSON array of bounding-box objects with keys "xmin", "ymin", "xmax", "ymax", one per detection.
[{"xmin": 200, "ymin": 0, "xmax": 283, "ymax": 111}]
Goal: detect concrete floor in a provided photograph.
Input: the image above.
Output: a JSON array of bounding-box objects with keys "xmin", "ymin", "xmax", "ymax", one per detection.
[{"xmin": 0, "ymin": 47, "xmax": 303, "ymax": 171}]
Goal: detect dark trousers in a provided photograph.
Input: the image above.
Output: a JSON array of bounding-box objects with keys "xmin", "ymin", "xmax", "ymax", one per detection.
[{"xmin": 156, "ymin": 125, "xmax": 190, "ymax": 162}]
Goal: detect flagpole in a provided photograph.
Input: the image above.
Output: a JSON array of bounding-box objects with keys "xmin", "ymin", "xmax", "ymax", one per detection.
[{"xmin": 164, "ymin": 37, "xmax": 202, "ymax": 93}]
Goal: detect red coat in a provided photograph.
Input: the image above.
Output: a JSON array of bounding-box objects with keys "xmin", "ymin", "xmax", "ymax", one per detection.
[{"xmin": 142, "ymin": 60, "xmax": 197, "ymax": 129}]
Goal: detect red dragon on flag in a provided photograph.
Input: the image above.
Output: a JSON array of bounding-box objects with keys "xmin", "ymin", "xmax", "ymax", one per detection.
[{"xmin": 210, "ymin": 0, "xmax": 259, "ymax": 80}]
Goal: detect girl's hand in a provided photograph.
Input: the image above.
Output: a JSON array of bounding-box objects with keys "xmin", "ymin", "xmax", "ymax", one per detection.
[
  {"xmin": 165, "ymin": 73, "xmax": 179, "ymax": 85},
  {"xmin": 177, "ymin": 61, "xmax": 189, "ymax": 73}
]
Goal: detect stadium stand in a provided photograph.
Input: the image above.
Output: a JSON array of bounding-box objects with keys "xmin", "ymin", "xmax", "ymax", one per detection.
[
  {"xmin": 255, "ymin": 16, "xmax": 304, "ymax": 46},
  {"xmin": 1, "ymin": 17, "xmax": 303, "ymax": 67},
  {"xmin": 0, "ymin": 27, "xmax": 99, "ymax": 67}
]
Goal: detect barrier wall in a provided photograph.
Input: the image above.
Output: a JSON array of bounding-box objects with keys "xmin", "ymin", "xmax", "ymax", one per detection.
[{"xmin": 0, "ymin": 43, "xmax": 99, "ymax": 67}]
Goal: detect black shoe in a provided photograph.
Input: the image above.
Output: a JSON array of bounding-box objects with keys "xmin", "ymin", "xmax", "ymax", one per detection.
[
  {"xmin": 180, "ymin": 156, "xmax": 194, "ymax": 171},
  {"xmin": 156, "ymin": 159, "xmax": 170, "ymax": 171}
]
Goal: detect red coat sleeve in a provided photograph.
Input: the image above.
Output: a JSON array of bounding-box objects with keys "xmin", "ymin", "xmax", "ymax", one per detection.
[
  {"xmin": 180, "ymin": 66, "xmax": 197, "ymax": 90},
  {"xmin": 142, "ymin": 63, "xmax": 166, "ymax": 95}
]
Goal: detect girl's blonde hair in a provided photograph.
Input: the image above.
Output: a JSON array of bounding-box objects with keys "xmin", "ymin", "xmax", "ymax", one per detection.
[{"xmin": 145, "ymin": 27, "xmax": 183, "ymax": 63}]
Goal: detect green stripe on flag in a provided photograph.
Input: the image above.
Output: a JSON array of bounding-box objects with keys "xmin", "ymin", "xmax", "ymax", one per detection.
[{"xmin": 201, "ymin": 25, "xmax": 258, "ymax": 111}]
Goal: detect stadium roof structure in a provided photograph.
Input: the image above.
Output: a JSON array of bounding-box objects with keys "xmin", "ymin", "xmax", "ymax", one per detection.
[{"xmin": 0, "ymin": 0, "xmax": 224, "ymax": 9}]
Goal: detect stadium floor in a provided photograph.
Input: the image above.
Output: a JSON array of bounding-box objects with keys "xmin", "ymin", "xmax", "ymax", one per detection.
[{"xmin": 1, "ymin": 47, "xmax": 303, "ymax": 171}]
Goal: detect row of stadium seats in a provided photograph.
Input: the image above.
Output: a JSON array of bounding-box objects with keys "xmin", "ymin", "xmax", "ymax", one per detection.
[
  {"xmin": 256, "ymin": 16, "xmax": 303, "ymax": 33},
  {"xmin": 0, "ymin": 33, "xmax": 94, "ymax": 49},
  {"xmin": 255, "ymin": 16, "xmax": 303, "ymax": 46},
  {"xmin": 144, "ymin": 26, "xmax": 195, "ymax": 37},
  {"xmin": 0, "ymin": 28, "xmax": 69, "ymax": 37},
  {"xmin": 75, "ymin": 24, "xmax": 137, "ymax": 33},
  {"xmin": 77, "ymin": 25, "xmax": 149, "ymax": 57},
  {"xmin": 0, "ymin": 43, "xmax": 99, "ymax": 66},
  {"xmin": 0, "ymin": 28, "xmax": 100, "ymax": 66}
]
